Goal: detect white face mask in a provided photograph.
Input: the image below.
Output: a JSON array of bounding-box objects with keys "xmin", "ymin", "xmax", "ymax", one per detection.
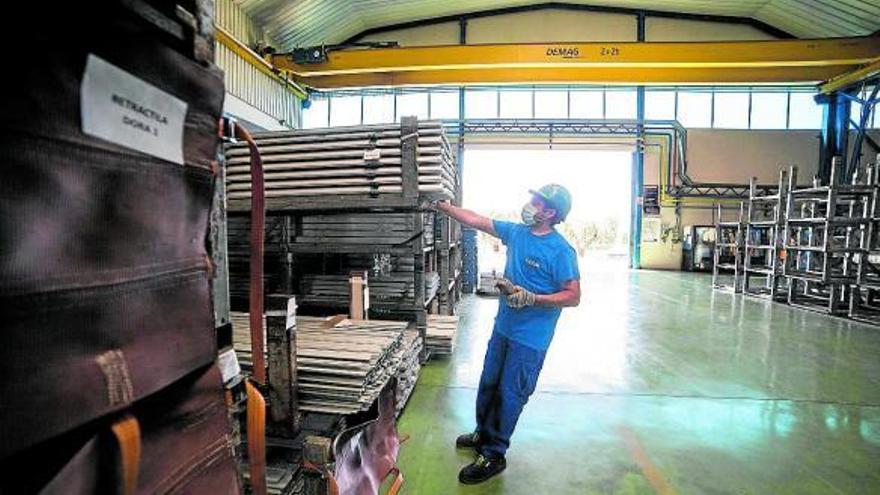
[{"xmin": 521, "ymin": 202, "xmax": 539, "ymax": 226}]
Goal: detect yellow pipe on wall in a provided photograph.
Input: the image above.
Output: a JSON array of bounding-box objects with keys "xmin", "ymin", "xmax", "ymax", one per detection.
[{"xmin": 647, "ymin": 135, "xmax": 741, "ymax": 208}]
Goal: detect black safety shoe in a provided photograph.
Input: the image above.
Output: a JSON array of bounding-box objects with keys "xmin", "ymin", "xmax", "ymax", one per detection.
[
  {"xmin": 455, "ymin": 431, "xmax": 481, "ymax": 450},
  {"xmin": 458, "ymin": 454, "xmax": 507, "ymax": 484}
]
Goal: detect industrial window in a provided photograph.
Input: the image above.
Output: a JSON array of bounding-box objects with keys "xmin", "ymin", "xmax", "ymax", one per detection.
[
  {"xmin": 605, "ymin": 90, "xmax": 637, "ymax": 119},
  {"xmin": 465, "ymin": 90, "xmax": 498, "ymax": 119},
  {"xmin": 749, "ymin": 92, "xmax": 788, "ymax": 129},
  {"xmin": 302, "ymin": 97, "xmax": 329, "ymax": 129},
  {"xmin": 788, "ymin": 92, "xmax": 823, "ymax": 130},
  {"xmin": 362, "ymin": 94, "xmax": 394, "ymax": 124},
  {"xmin": 712, "ymin": 92, "xmax": 750, "ymax": 129},
  {"xmin": 396, "ymin": 92, "xmax": 429, "ymax": 121},
  {"xmin": 499, "ymin": 90, "xmax": 533, "ymax": 118},
  {"xmin": 328, "ymin": 95, "xmax": 361, "ymax": 127},
  {"xmin": 430, "ymin": 91, "xmax": 460, "ymax": 120},
  {"xmin": 534, "ymin": 90, "xmax": 568, "ymax": 118},
  {"xmin": 644, "ymin": 91, "xmax": 675, "ymax": 120},
  {"xmin": 569, "ymin": 90, "xmax": 603, "ymax": 118},
  {"xmin": 677, "ymin": 92, "xmax": 712, "ymax": 128}
]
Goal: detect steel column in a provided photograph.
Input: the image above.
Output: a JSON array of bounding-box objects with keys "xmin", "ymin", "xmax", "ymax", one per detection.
[
  {"xmin": 457, "ymin": 18, "xmax": 467, "ymax": 205},
  {"xmin": 631, "ymin": 12, "xmax": 646, "ymax": 269},
  {"xmin": 817, "ymin": 92, "xmax": 852, "ymax": 184}
]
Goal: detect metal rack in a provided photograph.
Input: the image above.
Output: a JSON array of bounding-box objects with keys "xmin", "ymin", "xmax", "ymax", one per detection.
[
  {"xmin": 783, "ymin": 159, "xmax": 875, "ymax": 315},
  {"xmin": 712, "ymin": 202, "xmax": 745, "ymax": 293},
  {"xmin": 743, "ymin": 170, "xmax": 788, "ymax": 301},
  {"xmin": 849, "ymin": 154, "xmax": 880, "ymax": 323},
  {"xmin": 225, "ymin": 117, "xmax": 462, "ymax": 363},
  {"xmin": 436, "ymin": 214, "xmax": 462, "ymax": 315}
]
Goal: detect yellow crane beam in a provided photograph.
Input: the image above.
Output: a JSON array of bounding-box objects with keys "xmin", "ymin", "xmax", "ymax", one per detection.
[
  {"xmin": 819, "ymin": 58, "xmax": 880, "ymax": 94},
  {"xmin": 270, "ymin": 37, "xmax": 880, "ymax": 89},
  {"xmin": 214, "ymin": 24, "xmax": 307, "ymax": 99}
]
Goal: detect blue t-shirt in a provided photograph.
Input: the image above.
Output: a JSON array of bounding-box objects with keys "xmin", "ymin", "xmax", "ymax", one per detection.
[{"xmin": 492, "ymin": 220, "xmax": 580, "ymax": 351}]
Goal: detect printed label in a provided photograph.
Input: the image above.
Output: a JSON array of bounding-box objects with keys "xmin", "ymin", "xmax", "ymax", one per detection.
[
  {"xmin": 217, "ymin": 349, "xmax": 241, "ymax": 384},
  {"xmin": 363, "ymin": 149, "xmax": 381, "ymax": 161},
  {"xmin": 81, "ymin": 54, "xmax": 187, "ymax": 164}
]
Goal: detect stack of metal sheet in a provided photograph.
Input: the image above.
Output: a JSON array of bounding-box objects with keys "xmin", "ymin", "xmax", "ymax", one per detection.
[
  {"xmin": 298, "ymin": 272, "xmax": 440, "ymax": 310},
  {"xmin": 227, "ymin": 215, "xmax": 287, "ymax": 310},
  {"xmin": 425, "ymin": 315, "xmax": 458, "ymax": 355},
  {"xmin": 393, "ymin": 330, "xmax": 422, "ymax": 418},
  {"xmin": 224, "ymin": 122, "xmax": 456, "ymax": 200},
  {"xmin": 461, "ymin": 228, "xmax": 478, "ymax": 293},
  {"xmin": 231, "ymin": 313, "xmax": 409, "ymax": 415},
  {"xmin": 477, "ymin": 272, "xmax": 502, "ymax": 295},
  {"xmin": 291, "ymin": 212, "xmax": 434, "ymax": 249}
]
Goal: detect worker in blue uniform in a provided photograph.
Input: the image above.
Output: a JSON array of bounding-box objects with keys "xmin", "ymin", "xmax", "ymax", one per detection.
[{"xmin": 431, "ymin": 184, "xmax": 581, "ymax": 484}]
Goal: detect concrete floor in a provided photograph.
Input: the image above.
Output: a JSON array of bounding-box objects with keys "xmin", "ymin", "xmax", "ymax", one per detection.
[{"xmin": 395, "ymin": 264, "xmax": 880, "ymax": 494}]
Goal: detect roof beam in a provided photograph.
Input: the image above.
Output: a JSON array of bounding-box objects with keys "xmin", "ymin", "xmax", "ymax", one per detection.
[
  {"xmin": 271, "ymin": 37, "xmax": 880, "ymax": 89},
  {"xmin": 341, "ymin": 2, "xmax": 794, "ymax": 44}
]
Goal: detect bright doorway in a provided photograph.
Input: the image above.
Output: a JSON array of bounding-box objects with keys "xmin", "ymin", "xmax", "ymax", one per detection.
[{"xmin": 462, "ymin": 148, "xmax": 633, "ymax": 276}]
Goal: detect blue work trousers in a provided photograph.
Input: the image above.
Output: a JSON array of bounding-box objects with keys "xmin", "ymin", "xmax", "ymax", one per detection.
[{"xmin": 475, "ymin": 332, "xmax": 547, "ymax": 458}]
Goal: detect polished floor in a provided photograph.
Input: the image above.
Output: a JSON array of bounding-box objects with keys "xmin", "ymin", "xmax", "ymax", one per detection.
[{"xmin": 395, "ymin": 262, "xmax": 880, "ymax": 494}]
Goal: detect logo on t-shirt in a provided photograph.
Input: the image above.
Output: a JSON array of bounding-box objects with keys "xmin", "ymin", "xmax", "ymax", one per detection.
[{"xmin": 524, "ymin": 257, "xmax": 541, "ymax": 269}]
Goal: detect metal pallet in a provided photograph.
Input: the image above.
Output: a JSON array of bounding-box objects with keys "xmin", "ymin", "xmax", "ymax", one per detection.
[
  {"xmin": 712, "ymin": 202, "xmax": 745, "ymax": 293},
  {"xmin": 783, "ymin": 159, "xmax": 875, "ymax": 316},
  {"xmin": 743, "ymin": 170, "xmax": 788, "ymax": 301}
]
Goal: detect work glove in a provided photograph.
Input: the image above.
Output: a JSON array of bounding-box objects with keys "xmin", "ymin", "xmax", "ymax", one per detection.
[
  {"xmin": 507, "ymin": 287, "xmax": 536, "ymax": 309},
  {"xmin": 494, "ymin": 277, "xmax": 516, "ymax": 295},
  {"xmin": 495, "ymin": 278, "xmax": 536, "ymax": 309}
]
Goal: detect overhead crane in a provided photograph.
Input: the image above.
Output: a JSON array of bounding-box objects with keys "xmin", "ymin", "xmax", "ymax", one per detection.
[
  {"xmin": 267, "ymin": 37, "xmax": 880, "ymax": 89},
  {"xmin": 213, "ymin": 29, "xmax": 879, "ymax": 268}
]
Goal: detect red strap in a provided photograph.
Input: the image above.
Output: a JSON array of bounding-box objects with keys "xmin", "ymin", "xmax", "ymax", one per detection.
[
  {"xmin": 246, "ymin": 381, "xmax": 268, "ymax": 495},
  {"xmin": 110, "ymin": 414, "xmax": 141, "ymax": 495},
  {"xmin": 302, "ymin": 460, "xmax": 340, "ymax": 495},
  {"xmin": 383, "ymin": 467, "xmax": 404, "ymax": 495},
  {"xmin": 233, "ymin": 123, "xmax": 267, "ymax": 386}
]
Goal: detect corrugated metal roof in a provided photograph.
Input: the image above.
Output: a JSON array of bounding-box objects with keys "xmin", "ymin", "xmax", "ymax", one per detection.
[{"xmin": 231, "ymin": 0, "xmax": 880, "ymax": 51}]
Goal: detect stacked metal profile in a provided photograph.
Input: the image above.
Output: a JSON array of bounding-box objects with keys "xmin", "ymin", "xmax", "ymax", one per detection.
[
  {"xmin": 743, "ymin": 170, "xmax": 789, "ymax": 300},
  {"xmin": 224, "ymin": 119, "xmax": 461, "ymax": 360},
  {"xmin": 478, "ymin": 272, "xmax": 502, "ymax": 295},
  {"xmin": 436, "ymin": 214, "xmax": 463, "ymax": 315},
  {"xmin": 227, "ymin": 215, "xmax": 287, "ymax": 309},
  {"xmin": 783, "ymin": 160, "xmax": 876, "ymax": 316},
  {"xmin": 231, "ymin": 313, "xmax": 409, "ymax": 415},
  {"xmin": 292, "ymin": 212, "xmax": 434, "ymax": 249},
  {"xmin": 393, "ymin": 330, "xmax": 423, "ymax": 417},
  {"xmin": 425, "ymin": 315, "xmax": 458, "ymax": 355},
  {"xmin": 461, "ymin": 228, "xmax": 478, "ymax": 293},
  {"xmin": 712, "ymin": 202, "xmax": 745, "ymax": 293},
  {"xmin": 224, "ymin": 121, "xmax": 457, "ymax": 201},
  {"xmin": 298, "ymin": 272, "xmax": 441, "ymax": 310}
]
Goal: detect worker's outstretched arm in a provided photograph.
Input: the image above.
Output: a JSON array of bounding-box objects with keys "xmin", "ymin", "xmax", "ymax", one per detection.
[
  {"xmin": 534, "ymin": 279, "xmax": 581, "ymax": 308},
  {"xmin": 432, "ymin": 200, "xmax": 498, "ymax": 237}
]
